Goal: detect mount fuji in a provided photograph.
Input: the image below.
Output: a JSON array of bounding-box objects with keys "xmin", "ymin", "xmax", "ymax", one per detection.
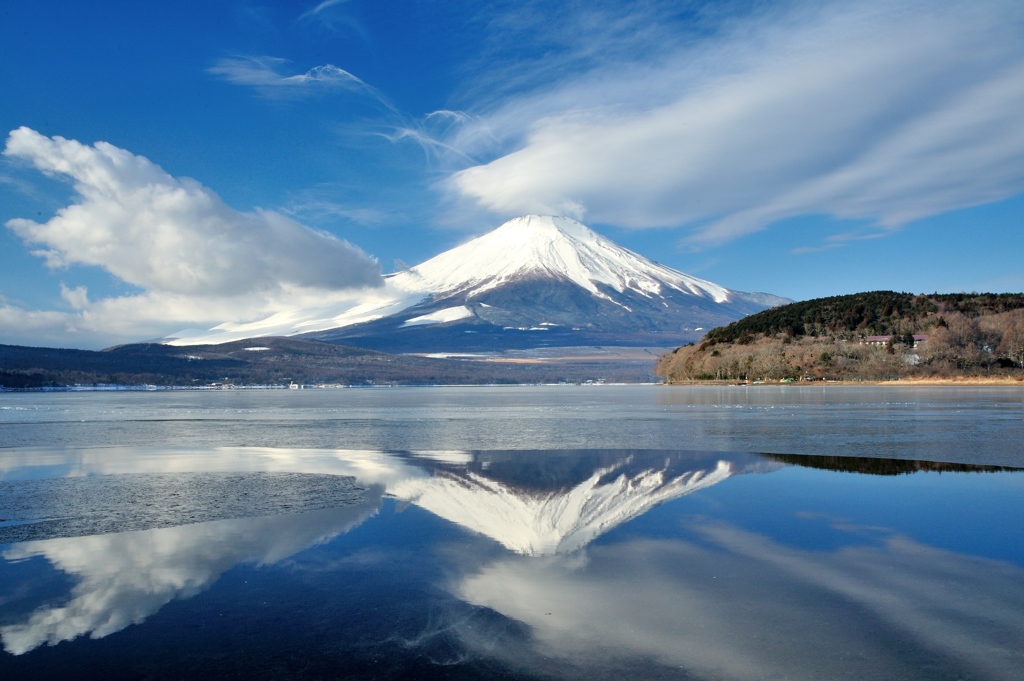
[{"xmin": 167, "ymin": 216, "xmax": 789, "ymax": 352}]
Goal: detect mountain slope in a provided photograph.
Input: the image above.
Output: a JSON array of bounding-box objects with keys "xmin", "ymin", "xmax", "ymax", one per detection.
[{"xmin": 168, "ymin": 216, "xmax": 789, "ymax": 352}]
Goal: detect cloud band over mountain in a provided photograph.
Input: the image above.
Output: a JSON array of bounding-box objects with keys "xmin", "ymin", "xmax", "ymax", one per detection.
[{"xmin": 446, "ymin": 0, "xmax": 1024, "ymax": 245}]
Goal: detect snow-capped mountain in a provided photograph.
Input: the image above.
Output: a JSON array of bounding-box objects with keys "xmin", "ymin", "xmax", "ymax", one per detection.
[
  {"xmin": 391, "ymin": 215, "xmax": 732, "ymax": 302},
  {"xmin": 167, "ymin": 216, "xmax": 789, "ymax": 351}
]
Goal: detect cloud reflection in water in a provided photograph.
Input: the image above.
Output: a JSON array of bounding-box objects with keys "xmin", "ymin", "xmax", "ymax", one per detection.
[
  {"xmin": 1, "ymin": 489, "xmax": 382, "ymax": 655},
  {"xmin": 457, "ymin": 522, "xmax": 1024, "ymax": 680}
]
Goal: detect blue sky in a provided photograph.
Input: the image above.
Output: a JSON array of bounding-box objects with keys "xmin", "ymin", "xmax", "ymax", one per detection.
[{"xmin": 1, "ymin": 0, "xmax": 1022, "ymax": 348}]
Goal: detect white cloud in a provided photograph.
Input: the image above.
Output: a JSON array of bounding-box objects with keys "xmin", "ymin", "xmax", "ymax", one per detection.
[
  {"xmin": 1, "ymin": 128, "xmax": 383, "ymax": 348},
  {"xmin": 4, "ymin": 127, "xmax": 381, "ymax": 294},
  {"xmin": 445, "ymin": 0, "xmax": 1024, "ymax": 246},
  {"xmin": 0, "ymin": 280, "xmax": 400, "ymax": 348},
  {"xmin": 59, "ymin": 283, "xmax": 88, "ymax": 310}
]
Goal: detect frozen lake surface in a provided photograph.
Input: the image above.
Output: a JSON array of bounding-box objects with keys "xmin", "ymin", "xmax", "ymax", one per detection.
[{"xmin": 1, "ymin": 386, "xmax": 1022, "ymax": 679}]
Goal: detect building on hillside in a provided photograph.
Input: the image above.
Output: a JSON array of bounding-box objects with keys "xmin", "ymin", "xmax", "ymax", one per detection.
[{"xmin": 861, "ymin": 334, "xmax": 929, "ymax": 348}]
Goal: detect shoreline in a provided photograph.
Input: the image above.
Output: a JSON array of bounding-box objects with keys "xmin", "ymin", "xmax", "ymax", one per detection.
[
  {"xmin": 661, "ymin": 376, "xmax": 1024, "ymax": 387},
  {"xmin": 3, "ymin": 377, "xmax": 1023, "ymax": 392}
]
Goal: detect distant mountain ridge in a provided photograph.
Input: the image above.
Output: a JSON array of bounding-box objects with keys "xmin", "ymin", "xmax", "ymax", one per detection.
[
  {"xmin": 168, "ymin": 216, "xmax": 790, "ymax": 353},
  {"xmin": 0, "ymin": 337, "xmax": 658, "ymax": 389}
]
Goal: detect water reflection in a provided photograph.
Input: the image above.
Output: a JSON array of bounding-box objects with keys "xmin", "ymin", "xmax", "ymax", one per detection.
[
  {"xmin": 0, "ymin": 448, "xmax": 763, "ymax": 656},
  {"xmin": 0, "ymin": 447, "xmax": 768, "ymax": 556},
  {"xmin": 1, "ymin": 446, "xmax": 1022, "ymax": 680},
  {"xmin": 1, "ymin": 490, "xmax": 382, "ymax": 655},
  {"xmin": 389, "ymin": 450, "xmax": 776, "ymax": 556},
  {"xmin": 457, "ymin": 523, "xmax": 1024, "ymax": 680}
]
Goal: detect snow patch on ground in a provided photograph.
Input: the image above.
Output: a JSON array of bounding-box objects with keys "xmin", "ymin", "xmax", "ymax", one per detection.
[
  {"xmin": 408, "ymin": 450, "xmax": 474, "ymax": 464},
  {"xmin": 402, "ymin": 306, "xmax": 475, "ymax": 327}
]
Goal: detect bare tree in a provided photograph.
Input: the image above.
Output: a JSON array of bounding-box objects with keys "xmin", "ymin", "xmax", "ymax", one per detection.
[{"xmin": 997, "ymin": 310, "xmax": 1024, "ymax": 368}]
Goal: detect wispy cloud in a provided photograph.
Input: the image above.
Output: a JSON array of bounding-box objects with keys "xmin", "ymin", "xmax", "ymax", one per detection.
[
  {"xmin": 298, "ymin": 0, "xmax": 347, "ymax": 21},
  {"xmin": 384, "ymin": 126, "xmax": 480, "ymax": 167},
  {"xmin": 0, "ymin": 171, "xmax": 41, "ymax": 199},
  {"xmin": 790, "ymin": 243, "xmax": 844, "ymax": 255},
  {"xmin": 294, "ymin": 0, "xmax": 370, "ymax": 43},
  {"xmin": 792, "ymin": 228, "xmax": 894, "ymax": 254},
  {"xmin": 208, "ymin": 56, "xmax": 391, "ymax": 107},
  {"xmin": 438, "ymin": 0, "xmax": 1024, "ymax": 247},
  {"xmin": 282, "ymin": 196, "xmax": 390, "ymax": 226},
  {"xmin": 459, "ymin": 0, "xmax": 718, "ymax": 108}
]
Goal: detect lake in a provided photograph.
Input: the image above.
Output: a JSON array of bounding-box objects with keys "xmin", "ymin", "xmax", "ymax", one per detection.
[{"xmin": 1, "ymin": 386, "xmax": 1022, "ymax": 679}]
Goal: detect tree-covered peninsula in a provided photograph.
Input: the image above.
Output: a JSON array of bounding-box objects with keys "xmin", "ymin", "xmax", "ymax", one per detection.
[{"xmin": 656, "ymin": 292, "xmax": 1024, "ymax": 383}]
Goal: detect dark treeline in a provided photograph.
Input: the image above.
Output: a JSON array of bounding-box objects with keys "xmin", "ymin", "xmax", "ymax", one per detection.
[{"xmin": 768, "ymin": 454, "xmax": 1020, "ymax": 476}]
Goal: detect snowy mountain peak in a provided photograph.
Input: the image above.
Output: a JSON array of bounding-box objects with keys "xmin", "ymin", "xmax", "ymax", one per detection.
[
  {"xmin": 165, "ymin": 215, "xmax": 790, "ymax": 349},
  {"xmin": 391, "ymin": 215, "xmax": 732, "ymax": 303},
  {"xmin": 489, "ymin": 215, "xmax": 601, "ymax": 245}
]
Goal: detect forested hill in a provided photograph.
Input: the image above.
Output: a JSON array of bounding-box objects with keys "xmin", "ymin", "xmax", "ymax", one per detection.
[
  {"xmin": 657, "ymin": 291, "xmax": 1024, "ymax": 382},
  {"xmin": 703, "ymin": 291, "xmax": 1024, "ymax": 345}
]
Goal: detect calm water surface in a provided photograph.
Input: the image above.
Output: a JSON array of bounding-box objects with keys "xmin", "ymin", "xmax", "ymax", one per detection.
[
  {"xmin": 2, "ymin": 385, "xmax": 1023, "ymax": 463},
  {"xmin": 0, "ymin": 386, "xmax": 1022, "ymax": 679}
]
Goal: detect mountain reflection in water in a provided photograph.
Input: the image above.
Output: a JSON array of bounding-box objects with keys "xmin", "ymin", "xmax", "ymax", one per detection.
[
  {"xmin": 0, "ymin": 447, "xmax": 1022, "ymax": 680},
  {"xmin": 389, "ymin": 450, "xmax": 778, "ymax": 556}
]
